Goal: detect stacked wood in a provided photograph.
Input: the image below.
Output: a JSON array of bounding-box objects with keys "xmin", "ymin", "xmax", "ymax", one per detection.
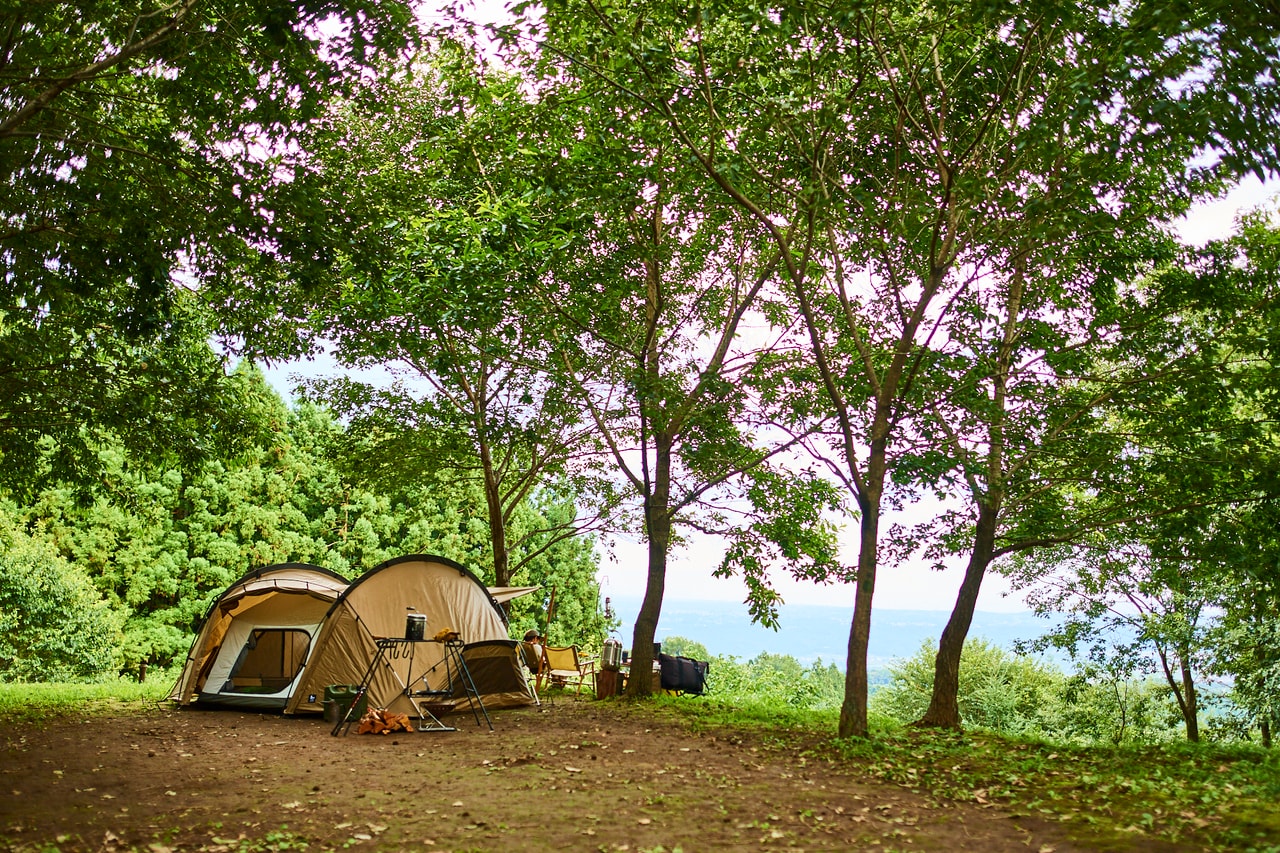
[{"xmin": 356, "ymin": 708, "xmax": 414, "ymax": 735}]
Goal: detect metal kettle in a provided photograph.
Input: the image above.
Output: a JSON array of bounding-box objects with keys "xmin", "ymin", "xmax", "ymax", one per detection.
[{"xmin": 601, "ymin": 637, "xmax": 623, "ymax": 671}]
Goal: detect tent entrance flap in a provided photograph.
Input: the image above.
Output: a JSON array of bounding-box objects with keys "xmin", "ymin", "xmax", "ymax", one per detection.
[
  {"xmin": 223, "ymin": 628, "xmax": 312, "ymax": 694},
  {"xmin": 168, "ymin": 563, "xmax": 350, "ymax": 710}
]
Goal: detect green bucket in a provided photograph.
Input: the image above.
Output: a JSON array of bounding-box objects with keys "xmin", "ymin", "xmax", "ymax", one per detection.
[{"xmin": 325, "ymin": 684, "xmax": 368, "ymax": 722}]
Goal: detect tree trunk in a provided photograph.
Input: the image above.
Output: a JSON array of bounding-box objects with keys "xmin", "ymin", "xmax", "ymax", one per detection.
[
  {"xmin": 1261, "ymin": 718, "xmax": 1272, "ymax": 749},
  {"xmin": 626, "ymin": 436, "xmax": 673, "ymax": 698},
  {"xmin": 1157, "ymin": 642, "xmax": 1200, "ymax": 743},
  {"xmin": 838, "ymin": 494, "xmax": 880, "ymax": 738},
  {"xmin": 917, "ymin": 504, "xmax": 998, "ymax": 729},
  {"xmin": 481, "ymin": 457, "xmax": 510, "ymax": 587},
  {"xmin": 1180, "ymin": 655, "xmax": 1200, "ymax": 743},
  {"xmin": 1111, "ymin": 679, "xmax": 1128, "ymax": 745}
]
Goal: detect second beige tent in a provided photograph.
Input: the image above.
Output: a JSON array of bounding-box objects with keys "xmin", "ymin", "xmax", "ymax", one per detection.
[{"xmin": 285, "ymin": 554, "xmax": 535, "ymax": 715}]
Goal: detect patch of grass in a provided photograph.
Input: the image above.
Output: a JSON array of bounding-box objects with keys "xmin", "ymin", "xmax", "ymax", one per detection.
[
  {"xmin": 663, "ymin": 699, "xmax": 1280, "ymax": 852},
  {"xmin": 0, "ymin": 673, "xmax": 175, "ymax": 723},
  {"xmin": 652, "ymin": 694, "xmax": 837, "ymax": 734},
  {"xmin": 841, "ymin": 727, "xmax": 1280, "ymax": 850}
]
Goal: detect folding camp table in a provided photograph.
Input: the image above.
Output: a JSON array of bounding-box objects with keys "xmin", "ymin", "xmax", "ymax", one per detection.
[{"xmin": 331, "ymin": 637, "xmax": 492, "ymax": 736}]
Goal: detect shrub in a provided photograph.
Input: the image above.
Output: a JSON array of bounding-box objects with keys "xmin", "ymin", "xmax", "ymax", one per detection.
[
  {"xmin": 870, "ymin": 638, "xmax": 1062, "ymax": 735},
  {"xmin": 667, "ymin": 638, "xmax": 843, "ymax": 712},
  {"xmin": 0, "ymin": 530, "xmax": 124, "ymax": 681},
  {"xmin": 1051, "ymin": 669, "xmax": 1181, "ymax": 745}
]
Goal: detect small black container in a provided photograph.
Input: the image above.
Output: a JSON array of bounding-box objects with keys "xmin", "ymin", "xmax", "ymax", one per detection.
[{"xmin": 405, "ymin": 613, "xmax": 427, "ymax": 642}]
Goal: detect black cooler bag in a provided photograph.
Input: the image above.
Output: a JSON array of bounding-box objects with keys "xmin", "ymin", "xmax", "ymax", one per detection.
[{"xmin": 658, "ymin": 653, "xmax": 710, "ymax": 695}]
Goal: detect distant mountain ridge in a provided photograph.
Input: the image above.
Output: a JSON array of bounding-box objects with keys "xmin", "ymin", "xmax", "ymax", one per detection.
[{"xmin": 607, "ymin": 596, "xmax": 1062, "ymax": 670}]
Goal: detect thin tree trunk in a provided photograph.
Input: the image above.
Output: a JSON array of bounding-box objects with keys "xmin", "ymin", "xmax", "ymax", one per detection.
[
  {"xmin": 627, "ymin": 437, "xmax": 672, "ymax": 698},
  {"xmin": 918, "ymin": 505, "xmax": 998, "ymax": 728},
  {"xmin": 481, "ymin": 460, "xmax": 510, "ymax": 587},
  {"xmin": 1112, "ymin": 679, "xmax": 1128, "ymax": 745},
  {"xmin": 1261, "ymin": 718, "xmax": 1272, "ymax": 748},
  {"xmin": 1180, "ymin": 655, "xmax": 1200, "ymax": 743},
  {"xmin": 1156, "ymin": 643, "xmax": 1200, "ymax": 743},
  {"xmin": 839, "ymin": 494, "xmax": 879, "ymax": 738}
]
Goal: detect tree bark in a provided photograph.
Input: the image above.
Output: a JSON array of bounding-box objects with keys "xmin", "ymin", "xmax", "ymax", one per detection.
[
  {"xmin": 917, "ymin": 504, "xmax": 999, "ymax": 728},
  {"xmin": 1157, "ymin": 642, "xmax": 1200, "ymax": 743},
  {"xmin": 626, "ymin": 435, "xmax": 673, "ymax": 698},
  {"xmin": 838, "ymin": 493, "xmax": 880, "ymax": 738},
  {"xmin": 480, "ymin": 445, "xmax": 511, "ymax": 587},
  {"xmin": 1180, "ymin": 655, "xmax": 1200, "ymax": 743},
  {"xmin": 1112, "ymin": 679, "xmax": 1128, "ymax": 745}
]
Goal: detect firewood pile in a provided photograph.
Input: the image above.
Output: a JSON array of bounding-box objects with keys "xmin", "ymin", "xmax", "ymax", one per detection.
[{"xmin": 356, "ymin": 708, "xmax": 414, "ymax": 735}]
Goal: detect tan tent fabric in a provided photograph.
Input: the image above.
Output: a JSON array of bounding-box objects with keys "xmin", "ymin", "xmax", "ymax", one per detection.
[
  {"xmin": 451, "ymin": 640, "xmax": 537, "ymax": 709},
  {"xmin": 171, "ymin": 556, "xmax": 536, "ymax": 717},
  {"xmin": 168, "ymin": 564, "xmax": 350, "ymax": 708},
  {"xmin": 486, "ymin": 585, "xmax": 541, "ymax": 605},
  {"xmin": 286, "ymin": 554, "xmax": 533, "ymax": 715}
]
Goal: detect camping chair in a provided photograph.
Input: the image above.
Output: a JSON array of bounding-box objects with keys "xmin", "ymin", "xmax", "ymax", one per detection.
[{"xmin": 539, "ymin": 645, "xmax": 595, "ymax": 694}]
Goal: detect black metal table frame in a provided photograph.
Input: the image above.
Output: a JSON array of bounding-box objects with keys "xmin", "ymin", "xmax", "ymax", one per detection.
[{"xmin": 331, "ymin": 637, "xmax": 492, "ymax": 736}]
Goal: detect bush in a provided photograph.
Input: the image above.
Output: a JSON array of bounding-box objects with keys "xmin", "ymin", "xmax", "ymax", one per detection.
[
  {"xmin": 1051, "ymin": 670, "xmax": 1181, "ymax": 745},
  {"xmin": 868, "ymin": 637, "xmax": 1193, "ymax": 744},
  {"xmin": 0, "ymin": 530, "xmax": 124, "ymax": 681},
  {"xmin": 662, "ymin": 636, "xmax": 711, "ymax": 660},
  {"xmin": 870, "ymin": 638, "xmax": 1062, "ymax": 735},
  {"xmin": 660, "ymin": 635, "xmax": 843, "ymax": 712}
]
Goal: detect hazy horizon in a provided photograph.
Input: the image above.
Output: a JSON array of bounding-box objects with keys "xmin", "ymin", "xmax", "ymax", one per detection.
[{"xmin": 607, "ymin": 594, "xmax": 1063, "ymax": 670}]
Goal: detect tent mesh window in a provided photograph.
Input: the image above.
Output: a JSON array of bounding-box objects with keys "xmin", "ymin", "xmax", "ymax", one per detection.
[{"xmin": 225, "ymin": 629, "xmax": 312, "ymax": 694}]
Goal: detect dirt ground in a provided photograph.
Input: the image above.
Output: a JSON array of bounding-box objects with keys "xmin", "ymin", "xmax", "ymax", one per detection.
[{"xmin": 0, "ymin": 695, "xmax": 1165, "ymax": 853}]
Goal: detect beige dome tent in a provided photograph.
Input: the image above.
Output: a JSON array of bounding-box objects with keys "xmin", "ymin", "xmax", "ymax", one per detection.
[
  {"xmin": 285, "ymin": 554, "xmax": 535, "ymax": 715},
  {"xmin": 168, "ymin": 563, "xmax": 350, "ymax": 710}
]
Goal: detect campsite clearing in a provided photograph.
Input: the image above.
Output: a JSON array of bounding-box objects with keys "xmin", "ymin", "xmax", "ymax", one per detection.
[{"xmin": 0, "ymin": 695, "xmax": 1192, "ymax": 852}]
